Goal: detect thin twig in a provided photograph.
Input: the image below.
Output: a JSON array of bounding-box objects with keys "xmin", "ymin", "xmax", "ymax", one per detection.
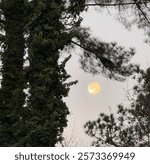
[{"xmin": 85, "ymin": 1, "xmax": 150, "ymax": 7}]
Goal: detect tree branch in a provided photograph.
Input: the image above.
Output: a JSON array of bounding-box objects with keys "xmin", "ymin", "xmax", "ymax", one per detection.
[
  {"xmin": 85, "ymin": 1, "xmax": 150, "ymax": 7},
  {"xmin": 71, "ymin": 40, "xmax": 93, "ymax": 54},
  {"xmin": 71, "ymin": 40, "xmax": 116, "ymax": 76},
  {"xmin": 133, "ymin": 0, "xmax": 150, "ymax": 24},
  {"xmin": 94, "ymin": 135, "xmax": 121, "ymax": 147}
]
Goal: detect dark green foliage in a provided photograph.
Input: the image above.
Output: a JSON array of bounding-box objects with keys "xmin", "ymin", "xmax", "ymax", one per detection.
[
  {"xmin": 0, "ymin": 0, "xmax": 26, "ymax": 146},
  {"xmin": 25, "ymin": 0, "xmax": 77, "ymax": 146},
  {"xmin": 0, "ymin": 0, "xmax": 81, "ymax": 147},
  {"xmin": 84, "ymin": 68, "xmax": 150, "ymax": 147}
]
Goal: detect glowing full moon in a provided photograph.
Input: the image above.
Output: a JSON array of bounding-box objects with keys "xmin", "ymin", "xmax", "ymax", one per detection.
[{"xmin": 88, "ymin": 82, "xmax": 101, "ymax": 95}]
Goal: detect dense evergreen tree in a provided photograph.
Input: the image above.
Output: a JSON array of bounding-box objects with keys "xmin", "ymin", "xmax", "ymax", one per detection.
[
  {"xmin": 84, "ymin": 68, "xmax": 150, "ymax": 147},
  {"xmin": 0, "ymin": 0, "xmax": 83, "ymax": 146},
  {"xmin": 24, "ymin": 0, "xmax": 79, "ymax": 146},
  {"xmin": 0, "ymin": 0, "xmax": 26, "ymax": 146}
]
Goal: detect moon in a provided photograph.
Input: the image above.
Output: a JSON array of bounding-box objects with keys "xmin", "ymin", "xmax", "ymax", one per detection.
[{"xmin": 88, "ymin": 82, "xmax": 101, "ymax": 95}]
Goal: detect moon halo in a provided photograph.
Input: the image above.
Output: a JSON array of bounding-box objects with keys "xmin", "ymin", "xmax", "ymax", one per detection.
[{"xmin": 88, "ymin": 82, "xmax": 101, "ymax": 95}]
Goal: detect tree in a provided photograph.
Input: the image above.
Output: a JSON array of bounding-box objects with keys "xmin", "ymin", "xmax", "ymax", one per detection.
[
  {"xmin": 84, "ymin": 68, "xmax": 150, "ymax": 147},
  {"xmin": 0, "ymin": 0, "xmax": 26, "ymax": 146},
  {"xmin": 0, "ymin": 0, "xmax": 144, "ymax": 146}
]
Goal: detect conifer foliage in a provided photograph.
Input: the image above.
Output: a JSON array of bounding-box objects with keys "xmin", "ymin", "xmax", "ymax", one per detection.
[
  {"xmin": 0, "ymin": 0, "xmax": 26, "ymax": 146},
  {"xmin": 84, "ymin": 68, "xmax": 150, "ymax": 147},
  {"xmin": 25, "ymin": 0, "xmax": 78, "ymax": 146}
]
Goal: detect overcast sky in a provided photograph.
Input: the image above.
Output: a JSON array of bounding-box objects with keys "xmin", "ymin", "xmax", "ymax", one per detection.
[{"xmin": 62, "ymin": 8, "xmax": 150, "ymax": 146}]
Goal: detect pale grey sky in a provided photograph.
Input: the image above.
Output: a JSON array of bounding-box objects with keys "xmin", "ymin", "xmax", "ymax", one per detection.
[{"xmin": 62, "ymin": 8, "xmax": 150, "ymax": 146}]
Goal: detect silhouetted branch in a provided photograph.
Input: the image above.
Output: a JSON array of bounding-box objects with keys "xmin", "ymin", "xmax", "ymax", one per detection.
[
  {"xmin": 85, "ymin": 1, "xmax": 150, "ymax": 7},
  {"xmin": 71, "ymin": 40, "xmax": 90, "ymax": 53},
  {"xmin": 71, "ymin": 40, "xmax": 115, "ymax": 70},
  {"xmin": 133, "ymin": 0, "xmax": 150, "ymax": 24}
]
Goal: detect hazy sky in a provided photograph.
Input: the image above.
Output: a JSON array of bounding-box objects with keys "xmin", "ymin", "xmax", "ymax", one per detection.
[{"xmin": 62, "ymin": 8, "xmax": 150, "ymax": 146}]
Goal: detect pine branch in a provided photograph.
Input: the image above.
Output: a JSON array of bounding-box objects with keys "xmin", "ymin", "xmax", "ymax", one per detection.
[
  {"xmin": 133, "ymin": 0, "xmax": 150, "ymax": 24},
  {"xmin": 71, "ymin": 40, "xmax": 92, "ymax": 54},
  {"xmin": 85, "ymin": 1, "xmax": 150, "ymax": 7},
  {"xmin": 71, "ymin": 40, "xmax": 115, "ymax": 68},
  {"xmin": 93, "ymin": 133, "xmax": 120, "ymax": 147}
]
